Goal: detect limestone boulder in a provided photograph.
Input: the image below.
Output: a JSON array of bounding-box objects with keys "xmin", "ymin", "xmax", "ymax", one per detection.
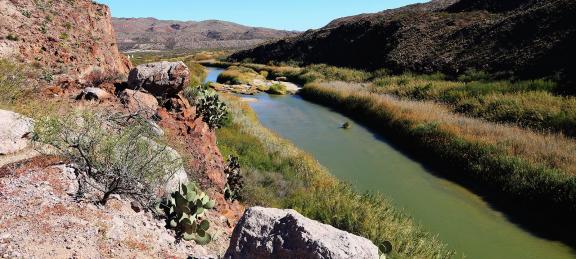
[
  {"xmin": 225, "ymin": 207, "xmax": 379, "ymax": 259},
  {"xmin": 119, "ymin": 89, "xmax": 159, "ymax": 117},
  {"xmin": 128, "ymin": 61, "xmax": 190, "ymax": 97}
]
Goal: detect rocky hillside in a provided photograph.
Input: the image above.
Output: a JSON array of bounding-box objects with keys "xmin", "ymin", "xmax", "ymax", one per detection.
[
  {"xmin": 113, "ymin": 18, "xmax": 299, "ymax": 52},
  {"xmin": 0, "ymin": 0, "xmax": 131, "ymax": 79},
  {"xmin": 231, "ymin": 0, "xmax": 576, "ymax": 83}
]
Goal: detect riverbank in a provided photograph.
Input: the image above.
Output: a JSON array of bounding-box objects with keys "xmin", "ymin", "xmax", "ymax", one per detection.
[
  {"xmin": 299, "ymin": 82, "xmax": 576, "ymax": 241},
  {"xmin": 217, "ymin": 95, "xmax": 454, "ymax": 258}
]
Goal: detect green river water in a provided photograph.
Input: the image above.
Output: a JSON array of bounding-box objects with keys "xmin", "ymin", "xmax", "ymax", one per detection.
[{"xmin": 205, "ymin": 67, "xmax": 575, "ymax": 259}]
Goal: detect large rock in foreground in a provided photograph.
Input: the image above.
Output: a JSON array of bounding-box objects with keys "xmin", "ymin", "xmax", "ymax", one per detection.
[
  {"xmin": 225, "ymin": 207, "xmax": 379, "ymax": 259},
  {"xmin": 128, "ymin": 61, "xmax": 190, "ymax": 97},
  {"xmin": 0, "ymin": 110, "xmax": 33, "ymax": 155}
]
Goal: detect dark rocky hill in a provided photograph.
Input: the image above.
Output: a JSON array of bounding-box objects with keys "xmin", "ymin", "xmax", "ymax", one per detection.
[
  {"xmin": 113, "ymin": 18, "xmax": 299, "ymax": 52},
  {"xmin": 230, "ymin": 0, "xmax": 576, "ymax": 86}
]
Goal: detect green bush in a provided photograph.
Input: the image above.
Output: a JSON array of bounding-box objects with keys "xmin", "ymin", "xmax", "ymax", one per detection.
[
  {"xmin": 33, "ymin": 111, "xmax": 181, "ymax": 206},
  {"xmin": 6, "ymin": 34, "xmax": 19, "ymax": 41},
  {"xmin": 457, "ymin": 69, "xmax": 492, "ymax": 82},
  {"xmin": 267, "ymin": 83, "xmax": 287, "ymax": 95}
]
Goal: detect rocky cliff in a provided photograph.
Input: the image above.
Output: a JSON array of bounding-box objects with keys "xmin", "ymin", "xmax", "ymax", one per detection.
[
  {"xmin": 230, "ymin": 0, "xmax": 576, "ymax": 83},
  {"xmin": 113, "ymin": 18, "xmax": 299, "ymax": 52},
  {"xmin": 0, "ymin": 0, "xmax": 131, "ymax": 79}
]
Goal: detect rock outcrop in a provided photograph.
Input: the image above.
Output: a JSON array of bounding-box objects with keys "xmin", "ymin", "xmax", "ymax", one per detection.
[
  {"xmin": 76, "ymin": 87, "xmax": 112, "ymax": 101},
  {"xmin": 0, "ymin": 110, "xmax": 33, "ymax": 155},
  {"xmin": 119, "ymin": 89, "xmax": 159, "ymax": 117},
  {"xmin": 128, "ymin": 61, "xmax": 190, "ymax": 97},
  {"xmin": 112, "ymin": 18, "xmax": 299, "ymax": 52},
  {"xmin": 225, "ymin": 207, "xmax": 379, "ymax": 259},
  {"xmin": 231, "ymin": 0, "xmax": 576, "ymax": 84},
  {"xmin": 0, "ymin": 0, "xmax": 131, "ymax": 80}
]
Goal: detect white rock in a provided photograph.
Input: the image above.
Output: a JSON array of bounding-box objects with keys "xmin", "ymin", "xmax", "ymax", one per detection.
[
  {"xmin": 0, "ymin": 110, "xmax": 33, "ymax": 155},
  {"xmin": 226, "ymin": 207, "xmax": 380, "ymax": 259}
]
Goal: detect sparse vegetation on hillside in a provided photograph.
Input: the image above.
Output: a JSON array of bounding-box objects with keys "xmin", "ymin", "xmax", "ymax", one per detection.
[
  {"xmin": 0, "ymin": 59, "xmax": 59, "ymax": 118},
  {"xmin": 0, "ymin": 59, "xmax": 29, "ymax": 105},
  {"xmin": 216, "ymin": 95, "xmax": 454, "ymax": 258}
]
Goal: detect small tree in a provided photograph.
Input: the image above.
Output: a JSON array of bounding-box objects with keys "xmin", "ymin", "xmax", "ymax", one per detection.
[{"xmin": 34, "ymin": 111, "xmax": 181, "ymax": 206}]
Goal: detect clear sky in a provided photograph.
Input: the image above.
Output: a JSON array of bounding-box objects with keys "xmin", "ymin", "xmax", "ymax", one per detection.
[{"xmin": 95, "ymin": 0, "xmax": 427, "ymax": 31}]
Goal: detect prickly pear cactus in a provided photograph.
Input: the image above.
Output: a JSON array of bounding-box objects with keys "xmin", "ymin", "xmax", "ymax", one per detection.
[
  {"xmin": 157, "ymin": 181, "xmax": 216, "ymax": 245},
  {"xmin": 224, "ymin": 155, "xmax": 243, "ymax": 201}
]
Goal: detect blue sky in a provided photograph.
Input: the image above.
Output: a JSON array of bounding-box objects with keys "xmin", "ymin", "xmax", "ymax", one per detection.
[{"xmin": 95, "ymin": 0, "xmax": 426, "ymax": 31}]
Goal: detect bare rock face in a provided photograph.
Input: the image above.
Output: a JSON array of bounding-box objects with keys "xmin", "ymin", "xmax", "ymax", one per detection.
[
  {"xmin": 0, "ymin": 0, "xmax": 131, "ymax": 80},
  {"xmin": 0, "ymin": 110, "xmax": 33, "ymax": 155},
  {"xmin": 128, "ymin": 61, "xmax": 190, "ymax": 97},
  {"xmin": 119, "ymin": 89, "xmax": 159, "ymax": 117},
  {"xmin": 225, "ymin": 207, "xmax": 379, "ymax": 259},
  {"xmin": 162, "ymin": 146, "xmax": 189, "ymax": 195}
]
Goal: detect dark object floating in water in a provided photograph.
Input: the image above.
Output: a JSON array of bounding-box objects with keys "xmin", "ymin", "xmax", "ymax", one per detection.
[{"xmin": 341, "ymin": 122, "xmax": 351, "ymax": 129}]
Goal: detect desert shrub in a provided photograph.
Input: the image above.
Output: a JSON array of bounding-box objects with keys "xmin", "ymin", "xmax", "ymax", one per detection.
[
  {"xmin": 184, "ymin": 86, "xmax": 229, "ymax": 129},
  {"xmin": 259, "ymin": 70, "xmax": 269, "ymax": 79},
  {"xmin": 267, "ymin": 83, "xmax": 287, "ymax": 95},
  {"xmin": 59, "ymin": 32, "xmax": 69, "ymax": 40},
  {"xmin": 33, "ymin": 111, "xmax": 181, "ymax": 206},
  {"xmin": 303, "ymin": 64, "xmax": 370, "ymax": 82},
  {"xmin": 297, "ymin": 71, "xmax": 324, "ymax": 85},
  {"xmin": 6, "ymin": 34, "xmax": 19, "ymax": 41},
  {"xmin": 457, "ymin": 69, "xmax": 492, "ymax": 82},
  {"xmin": 41, "ymin": 69, "xmax": 54, "ymax": 82},
  {"xmin": 0, "ymin": 59, "xmax": 28, "ymax": 105},
  {"xmin": 156, "ymin": 182, "xmax": 216, "ymax": 244}
]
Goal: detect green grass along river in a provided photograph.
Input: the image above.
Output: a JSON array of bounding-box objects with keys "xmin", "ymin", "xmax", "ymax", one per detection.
[{"xmin": 205, "ymin": 67, "xmax": 575, "ymax": 259}]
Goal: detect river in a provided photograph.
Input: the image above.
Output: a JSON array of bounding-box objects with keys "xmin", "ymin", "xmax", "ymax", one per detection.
[{"xmin": 205, "ymin": 67, "xmax": 575, "ymax": 259}]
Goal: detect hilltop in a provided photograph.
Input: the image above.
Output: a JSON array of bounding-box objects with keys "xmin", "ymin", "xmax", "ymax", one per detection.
[
  {"xmin": 231, "ymin": 0, "xmax": 576, "ymax": 89},
  {"xmin": 113, "ymin": 18, "xmax": 299, "ymax": 52}
]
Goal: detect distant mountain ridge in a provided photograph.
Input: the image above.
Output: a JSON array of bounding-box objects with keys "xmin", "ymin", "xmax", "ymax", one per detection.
[
  {"xmin": 112, "ymin": 17, "xmax": 299, "ymax": 52},
  {"xmin": 230, "ymin": 0, "xmax": 576, "ymax": 86}
]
